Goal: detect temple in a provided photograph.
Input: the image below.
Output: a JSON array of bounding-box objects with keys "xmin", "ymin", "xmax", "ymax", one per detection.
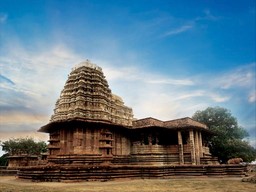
[{"xmin": 18, "ymin": 60, "xmax": 246, "ymax": 181}]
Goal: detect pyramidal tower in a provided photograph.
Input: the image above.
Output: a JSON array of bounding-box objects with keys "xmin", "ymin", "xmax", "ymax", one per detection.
[
  {"xmin": 40, "ymin": 60, "xmax": 133, "ymax": 132},
  {"xmin": 38, "ymin": 60, "xmax": 134, "ymax": 159}
]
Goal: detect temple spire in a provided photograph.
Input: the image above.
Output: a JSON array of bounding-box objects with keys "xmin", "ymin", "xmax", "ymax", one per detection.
[{"xmin": 71, "ymin": 59, "xmax": 102, "ymax": 72}]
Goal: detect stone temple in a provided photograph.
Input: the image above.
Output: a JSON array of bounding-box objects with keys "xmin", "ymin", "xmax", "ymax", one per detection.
[{"xmin": 18, "ymin": 60, "xmax": 246, "ymax": 181}]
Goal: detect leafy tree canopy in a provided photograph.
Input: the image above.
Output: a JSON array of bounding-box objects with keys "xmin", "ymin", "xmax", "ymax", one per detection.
[
  {"xmin": 0, "ymin": 137, "xmax": 47, "ymax": 156},
  {"xmin": 0, "ymin": 153, "xmax": 8, "ymax": 166},
  {"xmin": 192, "ymin": 106, "xmax": 256, "ymax": 163}
]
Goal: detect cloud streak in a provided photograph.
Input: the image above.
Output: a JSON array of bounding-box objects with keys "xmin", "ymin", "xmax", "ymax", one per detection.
[
  {"xmin": 160, "ymin": 9, "xmax": 219, "ymax": 38},
  {"xmin": 217, "ymin": 63, "xmax": 255, "ymax": 89},
  {"xmin": 146, "ymin": 78, "xmax": 194, "ymax": 86},
  {"xmin": 248, "ymin": 91, "xmax": 256, "ymax": 103},
  {"xmin": 163, "ymin": 24, "xmax": 193, "ymax": 37}
]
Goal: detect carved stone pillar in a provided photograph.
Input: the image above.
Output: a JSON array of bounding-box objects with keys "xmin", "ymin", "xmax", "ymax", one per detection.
[
  {"xmin": 194, "ymin": 131, "xmax": 200, "ymax": 165},
  {"xmin": 178, "ymin": 131, "xmax": 184, "ymax": 164},
  {"xmin": 148, "ymin": 134, "xmax": 152, "ymax": 145},
  {"xmin": 60, "ymin": 129, "xmax": 65, "ymax": 154},
  {"xmin": 85, "ymin": 128, "xmax": 91, "ymax": 153},
  {"xmin": 189, "ymin": 130, "xmax": 196, "ymax": 165},
  {"xmin": 199, "ymin": 131, "xmax": 203, "ymax": 157}
]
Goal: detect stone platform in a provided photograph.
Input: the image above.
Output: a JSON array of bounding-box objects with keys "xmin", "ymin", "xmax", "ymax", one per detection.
[{"xmin": 18, "ymin": 164, "xmax": 246, "ymax": 182}]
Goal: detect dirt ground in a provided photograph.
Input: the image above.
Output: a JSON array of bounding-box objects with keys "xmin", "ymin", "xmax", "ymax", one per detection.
[{"xmin": 0, "ymin": 176, "xmax": 255, "ymax": 192}]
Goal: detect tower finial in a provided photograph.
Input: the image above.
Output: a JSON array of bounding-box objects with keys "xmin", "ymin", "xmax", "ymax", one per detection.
[{"xmin": 72, "ymin": 60, "xmax": 102, "ymax": 72}]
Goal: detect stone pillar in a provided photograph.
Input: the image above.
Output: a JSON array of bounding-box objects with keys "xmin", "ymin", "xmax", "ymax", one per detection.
[
  {"xmin": 199, "ymin": 131, "xmax": 203, "ymax": 157},
  {"xmin": 148, "ymin": 134, "xmax": 152, "ymax": 145},
  {"xmin": 83, "ymin": 128, "xmax": 86, "ymax": 152},
  {"xmin": 85, "ymin": 128, "xmax": 91, "ymax": 153},
  {"xmin": 60, "ymin": 129, "xmax": 65, "ymax": 154},
  {"xmin": 189, "ymin": 130, "xmax": 196, "ymax": 165},
  {"xmin": 177, "ymin": 131, "xmax": 184, "ymax": 164},
  {"xmin": 194, "ymin": 131, "xmax": 200, "ymax": 165}
]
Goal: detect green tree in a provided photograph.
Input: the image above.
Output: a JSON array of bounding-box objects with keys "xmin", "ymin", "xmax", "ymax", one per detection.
[
  {"xmin": 1, "ymin": 137, "xmax": 47, "ymax": 156},
  {"xmin": 192, "ymin": 106, "xmax": 256, "ymax": 163},
  {"xmin": 0, "ymin": 154, "xmax": 8, "ymax": 166}
]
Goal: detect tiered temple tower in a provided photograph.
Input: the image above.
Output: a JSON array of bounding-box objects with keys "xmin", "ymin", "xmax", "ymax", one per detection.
[{"xmin": 39, "ymin": 60, "xmax": 133, "ymax": 163}]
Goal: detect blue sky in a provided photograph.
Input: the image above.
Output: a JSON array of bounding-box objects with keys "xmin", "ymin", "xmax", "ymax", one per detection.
[{"xmin": 0, "ymin": 0, "xmax": 255, "ymax": 155}]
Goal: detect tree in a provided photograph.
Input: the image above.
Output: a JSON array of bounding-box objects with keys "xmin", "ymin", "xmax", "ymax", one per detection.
[
  {"xmin": 192, "ymin": 106, "xmax": 256, "ymax": 163},
  {"xmin": 1, "ymin": 137, "xmax": 47, "ymax": 156},
  {"xmin": 0, "ymin": 154, "xmax": 8, "ymax": 166}
]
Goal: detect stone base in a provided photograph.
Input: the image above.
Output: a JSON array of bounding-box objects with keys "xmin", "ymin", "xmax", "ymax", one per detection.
[{"xmin": 18, "ymin": 164, "xmax": 246, "ymax": 182}]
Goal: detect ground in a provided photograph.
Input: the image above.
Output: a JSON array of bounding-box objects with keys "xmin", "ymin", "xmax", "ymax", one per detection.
[{"xmin": 0, "ymin": 176, "xmax": 255, "ymax": 192}]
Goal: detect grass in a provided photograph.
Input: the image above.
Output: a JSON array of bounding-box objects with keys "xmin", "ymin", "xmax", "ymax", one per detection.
[{"xmin": 0, "ymin": 176, "xmax": 255, "ymax": 192}]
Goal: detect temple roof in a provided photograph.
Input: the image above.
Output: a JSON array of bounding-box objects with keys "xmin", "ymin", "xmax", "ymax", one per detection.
[
  {"xmin": 39, "ymin": 60, "xmax": 134, "ymax": 132},
  {"xmin": 132, "ymin": 117, "xmax": 208, "ymax": 130}
]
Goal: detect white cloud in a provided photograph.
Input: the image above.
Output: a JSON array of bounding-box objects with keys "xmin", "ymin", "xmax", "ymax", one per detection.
[
  {"xmin": 248, "ymin": 91, "xmax": 256, "ymax": 103},
  {"xmin": 146, "ymin": 78, "xmax": 194, "ymax": 86},
  {"xmin": 209, "ymin": 94, "xmax": 230, "ymax": 103},
  {"xmin": 1, "ymin": 42, "xmax": 81, "ymax": 87},
  {"xmin": 0, "ymin": 42, "xmax": 83, "ymax": 132},
  {"xmin": 160, "ymin": 9, "xmax": 219, "ymax": 38},
  {"xmin": 197, "ymin": 63, "xmax": 256, "ymax": 105},
  {"xmin": 103, "ymin": 66, "xmax": 140, "ymax": 81},
  {"xmin": 104, "ymin": 63, "xmax": 255, "ymax": 123},
  {"xmin": 0, "ymin": 112, "xmax": 48, "ymax": 125},
  {"xmin": 163, "ymin": 24, "xmax": 193, "ymax": 37},
  {"xmin": 217, "ymin": 63, "xmax": 255, "ymax": 89},
  {"xmin": 103, "ymin": 64, "xmax": 194, "ymax": 86},
  {"xmin": 173, "ymin": 91, "xmax": 205, "ymax": 100}
]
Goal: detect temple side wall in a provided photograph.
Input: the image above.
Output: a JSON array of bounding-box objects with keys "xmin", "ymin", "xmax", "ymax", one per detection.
[{"xmin": 47, "ymin": 125, "xmax": 215, "ymax": 166}]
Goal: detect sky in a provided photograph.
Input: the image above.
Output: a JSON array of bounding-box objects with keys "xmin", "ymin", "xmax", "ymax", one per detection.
[{"xmin": 0, "ymin": 0, "xmax": 255, "ymax": 156}]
